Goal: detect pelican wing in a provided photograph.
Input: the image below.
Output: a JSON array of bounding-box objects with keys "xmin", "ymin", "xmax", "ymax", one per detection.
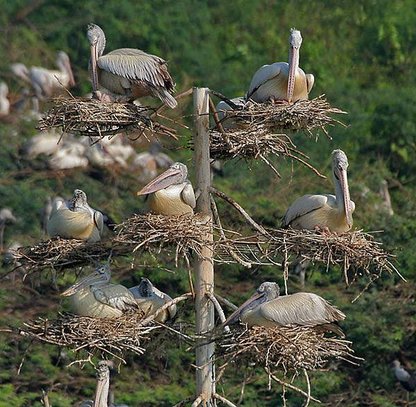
[
  {"xmin": 47, "ymin": 208, "xmax": 93, "ymax": 238},
  {"xmin": 93, "ymin": 210, "xmax": 104, "ymax": 234},
  {"xmin": 181, "ymin": 182, "xmax": 196, "ymax": 209},
  {"xmin": 282, "ymin": 194, "xmax": 332, "ymax": 227},
  {"xmin": 98, "ymin": 49, "xmax": 173, "ymax": 90},
  {"xmin": 246, "ymin": 62, "xmax": 286, "ymax": 100},
  {"xmin": 92, "ymin": 284, "xmax": 138, "ymax": 312}
]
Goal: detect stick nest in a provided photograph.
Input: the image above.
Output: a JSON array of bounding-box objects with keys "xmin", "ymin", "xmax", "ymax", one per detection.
[
  {"xmin": 19, "ymin": 312, "xmax": 159, "ymax": 361},
  {"xmin": 215, "ymin": 229, "xmax": 398, "ymax": 285},
  {"xmin": 115, "ymin": 213, "xmax": 211, "ymax": 266},
  {"xmin": 217, "ymin": 325, "xmax": 360, "ymax": 372},
  {"xmin": 38, "ymin": 96, "xmax": 177, "ymax": 139}
]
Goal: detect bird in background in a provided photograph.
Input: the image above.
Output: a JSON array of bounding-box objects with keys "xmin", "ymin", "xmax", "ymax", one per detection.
[
  {"xmin": 0, "ymin": 208, "xmax": 17, "ymax": 252},
  {"xmin": 137, "ymin": 162, "xmax": 196, "ymax": 216},
  {"xmin": 129, "ymin": 277, "xmax": 177, "ymax": 323},
  {"xmin": 246, "ymin": 28, "xmax": 314, "ymax": 103},
  {"xmin": 87, "ymin": 23, "xmax": 177, "ymax": 108},
  {"xmin": 282, "ymin": 149, "xmax": 355, "ymax": 233},
  {"xmin": 0, "ymin": 82, "xmax": 10, "ymax": 118},
  {"xmin": 47, "ymin": 189, "xmax": 104, "ymax": 242},
  {"xmin": 223, "ymin": 281, "xmax": 345, "ymax": 336},
  {"xmin": 61, "ymin": 263, "xmax": 139, "ymax": 318},
  {"xmin": 393, "ymin": 359, "xmax": 416, "ymax": 392}
]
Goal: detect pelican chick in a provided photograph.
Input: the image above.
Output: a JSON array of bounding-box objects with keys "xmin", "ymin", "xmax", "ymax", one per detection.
[
  {"xmin": 246, "ymin": 28, "xmax": 314, "ymax": 103},
  {"xmin": 62, "ymin": 263, "xmax": 138, "ymax": 318},
  {"xmin": 282, "ymin": 149, "xmax": 355, "ymax": 233},
  {"xmin": 224, "ymin": 282, "xmax": 345, "ymax": 336},
  {"xmin": 47, "ymin": 189, "xmax": 104, "ymax": 242},
  {"xmin": 137, "ymin": 162, "xmax": 196, "ymax": 216},
  {"xmin": 87, "ymin": 23, "xmax": 177, "ymax": 108},
  {"xmin": 129, "ymin": 278, "xmax": 177, "ymax": 323}
]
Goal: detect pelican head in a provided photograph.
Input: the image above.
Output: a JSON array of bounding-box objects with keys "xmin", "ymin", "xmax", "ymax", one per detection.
[
  {"xmin": 61, "ymin": 263, "xmax": 111, "ymax": 296},
  {"xmin": 87, "ymin": 23, "xmax": 106, "ymax": 93},
  {"xmin": 136, "ymin": 278, "xmax": 155, "ymax": 297},
  {"xmin": 56, "ymin": 51, "xmax": 75, "ymax": 87},
  {"xmin": 70, "ymin": 189, "xmax": 88, "ymax": 210},
  {"xmin": 137, "ymin": 162, "xmax": 188, "ymax": 195},
  {"xmin": 332, "ymin": 149, "xmax": 353, "ymax": 228},
  {"xmin": 223, "ymin": 281, "xmax": 279, "ymax": 326},
  {"xmin": 287, "ymin": 28, "xmax": 303, "ymax": 102}
]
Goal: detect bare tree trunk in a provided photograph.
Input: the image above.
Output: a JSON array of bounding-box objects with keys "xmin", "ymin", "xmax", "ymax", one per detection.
[{"xmin": 193, "ymin": 87, "xmax": 215, "ymax": 405}]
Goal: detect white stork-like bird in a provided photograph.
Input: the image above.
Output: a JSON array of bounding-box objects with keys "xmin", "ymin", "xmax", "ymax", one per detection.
[
  {"xmin": 0, "ymin": 82, "xmax": 10, "ymax": 117},
  {"xmin": 61, "ymin": 263, "xmax": 138, "ymax": 318},
  {"xmin": 87, "ymin": 23, "xmax": 177, "ymax": 108},
  {"xmin": 224, "ymin": 282, "xmax": 345, "ymax": 336},
  {"xmin": 129, "ymin": 278, "xmax": 177, "ymax": 323},
  {"xmin": 246, "ymin": 28, "xmax": 314, "ymax": 103},
  {"xmin": 137, "ymin": 162, "xmax": 196, "ymax": 216},
  {"xmin": 282, "ymin": 149, "xmax": 355, "ymax": 233},
  {"xmin": 47, "ymin": 189, "xmax": 104, "ymax": 242}
]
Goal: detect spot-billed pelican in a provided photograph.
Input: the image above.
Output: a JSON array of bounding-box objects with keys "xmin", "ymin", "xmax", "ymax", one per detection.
[
  {"xmin": 246, "ymin": 28, "xmax": 314, "ymax": 103},
  {"xmin": 137, "ymin": 162, "xmax": 195, "ymax": 216},
  {"xmin": 61, "ymin": 263, "xmax": 138, "ymax": 318},
  {"xmin": 129, "ymin": 278, "xmax": 177, "ymax": 323},
  {"xmin": 282, "ymin": 149, "xmax": 355, "ymax": 233},
  {"xmin": 215, "ymin": 96, "xmax": 246, "ymax": 129},
  {"xmin": 47, "ymin": 189, "xmax": 104, "ymax": 242},
  {"xmin": 0, "ymin": 82, "xmax": 10, "ymax": 117},
  {"xmin": 224, "ymin": 282, "xmax": 345, "ymax": 336},
  {"xmin": 393, "ymin": 360, "xmax": 416, "ymax": 392},
  {"xmin": 22, "ymin": 129, "xmax": 61, "ymax": 159},
  {"xmin": 87, "ymin": 23, "xmax": 177, "ymax": 108}
]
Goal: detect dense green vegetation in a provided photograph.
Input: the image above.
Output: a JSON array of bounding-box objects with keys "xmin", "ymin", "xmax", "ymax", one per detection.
[{"xmin": 0, "ymin": 0, "xmax": 416, "ymax": 406}]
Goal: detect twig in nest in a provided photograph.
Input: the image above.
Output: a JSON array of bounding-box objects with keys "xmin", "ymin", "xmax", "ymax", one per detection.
[
  {"xmin": 38, "ymin": 96, "xmax": 177, "ymax": 139},
  {"xmin": 18, "ymin": 312, "xmax": 159, "ymax": 362}
]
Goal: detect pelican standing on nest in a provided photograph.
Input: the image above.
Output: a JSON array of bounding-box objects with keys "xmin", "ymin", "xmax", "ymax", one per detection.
[
  {"xmin": 282, "ymin": 149, "xmax": 355, "ymax": 233},
  {"xmin": 62, "ymin": 263, "xmax": 138, "ymax": 318},
  {"xmin": 47, "ymin": 189, "xmax": 104, "ymax": 242},
  {"xmin": 224, "ymin": 282, "xmax": 345, "ymax": 336},
  {"xmin": 137, "ymin": 162, "xmax": 196, "ymax": 216},
  {"xmin": 246, "ymin": 28, "xmax": 314, "ymax": 103},
  {"xmin": 129, "ymin": 277, "xmax": 177, "ymax": 323},
  {"xmin": 87, "ymin": 23, "xmax": 177, "ymax": 108}
]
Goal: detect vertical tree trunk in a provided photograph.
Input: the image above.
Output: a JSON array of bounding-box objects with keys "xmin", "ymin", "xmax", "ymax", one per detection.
[{"xmin": 193, "ymin": 87, "xmax": 215, "ymax": 405}]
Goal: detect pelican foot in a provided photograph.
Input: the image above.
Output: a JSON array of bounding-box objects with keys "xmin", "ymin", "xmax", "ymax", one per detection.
[
  {"xmin": 269, "ymin": 97, "xmax": 289, "ymax": 105},
  {"xmin": 93, "ymin": 91, "xmax": 115, "ymax": 103},
  {"xmin": 313, "ymin": 225, "xmax": 332, "ymax": 235}
]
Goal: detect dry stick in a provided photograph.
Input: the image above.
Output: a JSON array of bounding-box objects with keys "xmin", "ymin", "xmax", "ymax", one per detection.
[
  {"xmin": 208, "ymin": 96, "xmax": 226, "ymax": 134},
  {"xmin": 41, "ymin": 390, "xmax": 50, "ymax": 407},
  {"xmin": 214, "ymin": 393, "xmax": 238, "ymax": 407},
  {"xmin": 214, "ymin": 294, "xmax": 238, "ymax": 311},
  {"xmin": 264, "ymin": 368, "xmax": 321, "ymax": 404},
  {"xmin": 137, "ymin": 293, "xmax": 192, "ymax": 326},
  {"xmin": 207, "ymin": 292, "xmax": 229, "ymax": 334},
  {"xmin": 303, "ymin": 369, "xmax": 312, "ymax": 407},
  {"xmin": 191, "ymin": 395, "xmax": 204, "ymax": 407},
  {"xmin": 210, "ymin": 196, "xmax": 252, "ymax": 268},
  {"xmin": 172, "ymin": 396, "xmax": 195, "ymax": 407},
  {"xmin": 210, "ymin": 187, "xmax": 270, "ymax": 237}
]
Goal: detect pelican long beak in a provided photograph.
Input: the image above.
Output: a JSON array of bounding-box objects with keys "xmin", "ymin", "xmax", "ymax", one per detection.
[
  {"xmin": 338, "ymin": 168, "xmax": 353, "ymax": 228},
  {"xmin": 287, "ymin": 45, "xmax": 299, "ymax": 102},
  {"xmin": 223, "ymin": 291, "xmax": 264, "ymax": 326},
  {"xmin": 90, "ymin": 43, "xmax": 99, "ymax": 93},
  {"xmin": 137, "ymin": 166, "xmax": 183, "ymax": 196},
  {"xmin": 61, "ymin": 272, "xmax": 102, "ymax": 296}
]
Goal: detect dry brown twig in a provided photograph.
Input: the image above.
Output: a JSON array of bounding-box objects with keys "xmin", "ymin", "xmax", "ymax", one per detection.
[{"xmin": 38, "ymin": 96, "xmax": 177, "ymax": 139}]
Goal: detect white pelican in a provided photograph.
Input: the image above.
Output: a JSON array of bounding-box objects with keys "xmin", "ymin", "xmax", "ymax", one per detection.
[
  {"xmin": 132, "ymin": 142, "xmax": 174, "ymax": 183},
  {"xmin": 62, "ymin": 263, "xmax": 138, "ymax": 318},
  {"xmin": 393, "ymin": 360, "xmax": 416, "ymax": 392},
  {"xmin": 224, "ymin": 282, "xmax": 345, "ymax": 335},
  {"xmin": 129, "ymin": 278, "xmax": 177, "ymax": 323},
  {"xmin": 87, "ymin": 23, "xmax": 177, "ymax": 108},
  {"xmin": 282, "ymin": 149, "xmax": 355, "ymax": 233},
  {"xmin": 246, "ymin": 28, "xmax": 314, "ymax": 103},
  {"xmin": 137, "ymin": 162, "xmax": 196, "ymax": 216},
  {"xmin": 48, "ymin": 140, "xmax": 89, "ymax": 170},
  {"xmin": 0, "ymin": 82, "xmax": 10, "ymax": 117},
  {"xmin": 22, "ymin": 129, "xmax": 61, "ymax": 159},
  {"xmin": 0, "ymin": 208, "xmax": 17, "ymax": 251},
  {"xmin": 47, "ymin": 189, "xmax": 104, "ymax": 242}
]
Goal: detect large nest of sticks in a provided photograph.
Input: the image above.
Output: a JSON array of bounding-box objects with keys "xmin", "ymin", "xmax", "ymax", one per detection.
[
  {"xmin": 217, "ymin": 325, "xmax": 360, "ymax": 372},
  {"xmin": 38, "ymin": 96, "xmax": 177, "ymax": 139},
  {"xmin": 115, "ymin": 213, "xmax": 211, "ymax": 266},
  {"xmin": 19, "ymin": 312, "xmax": 159, "ymax": 361},
  {"xmin": 215, "ymin": 229, "xmax": 399, "ymax": 285}
]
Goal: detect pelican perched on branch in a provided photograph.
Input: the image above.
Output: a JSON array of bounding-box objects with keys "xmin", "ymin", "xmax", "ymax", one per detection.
[
  {"xmin": 246, "ymin": 28, "xmax": 314, "ymax": 103},
  {"xmin": 282, "ymin": 149, "xmax": 355, "ymax": 233},
  {"xmin": 62, "ymin": 263, "xmax": 138, "ymax": 318},
  {"xmin": 129, "ymin": 278, "xmax": 177, "ymax": 323},
  {"xmin": 87, "ymin": 23, "xmax": 177, "ymax": 108},
  {"xmin": 47, "ymin": 189, "xmax": 104, "ymax": 242},
  {"xmin": 137, "ymin": 162, "xmax": 196, "ymax": 216},
  {"xmin": 224, "ymin": 282, "xmax": 345, "ymax": 335}
]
